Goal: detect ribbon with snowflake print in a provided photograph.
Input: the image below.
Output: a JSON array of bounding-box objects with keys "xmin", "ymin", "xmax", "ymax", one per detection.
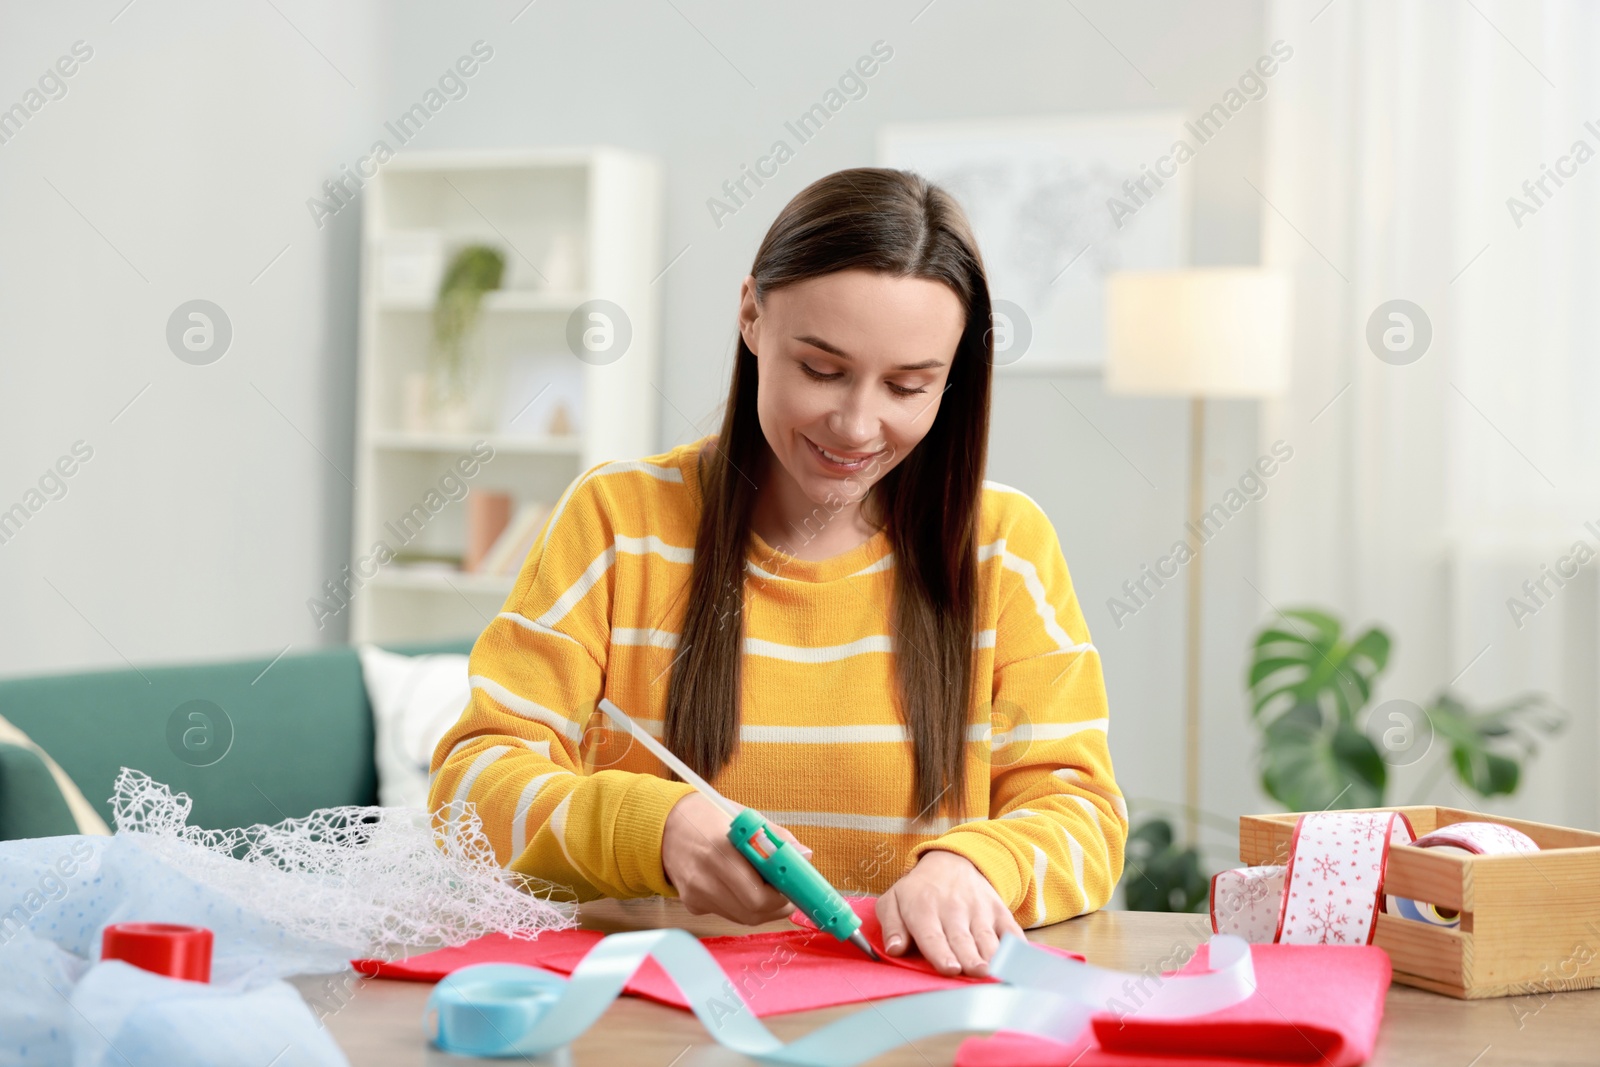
[{"xmin": 1210, "ymin": 811, "xmax": 1417, "ymax": 946}]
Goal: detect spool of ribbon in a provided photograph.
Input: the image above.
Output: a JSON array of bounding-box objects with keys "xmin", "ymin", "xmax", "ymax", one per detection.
[
  {"xmin": 423, "ymin": 927, "xmax": 1258, "ymax": 1063},
  {"xmin": 1212, "ymin": 811, "xmax": 1415, "ymax": 945},
  {"xmin": 1382, "ymin": 821, "xmax": 1539, "ymax": 929},
  {"xmin": 99, "ymin": 922, "xmax": 214, "ymax": 983},
  {"xmin": 1211, "ymin": 814, "xmax": 1540, "ymax": 945}
]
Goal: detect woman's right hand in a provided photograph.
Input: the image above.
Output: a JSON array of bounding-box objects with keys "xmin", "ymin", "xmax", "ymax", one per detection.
[{"xmin": 661, "ymin": 793, "xmax": 812, "ymax": 925}]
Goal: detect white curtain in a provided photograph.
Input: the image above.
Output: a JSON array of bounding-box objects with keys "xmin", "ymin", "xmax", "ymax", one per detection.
[{"xmin": 1258, "ymin": 0, "xmax": 1600, "ymax": 829}]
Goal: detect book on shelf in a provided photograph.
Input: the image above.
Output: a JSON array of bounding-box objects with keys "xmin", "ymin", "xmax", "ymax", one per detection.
[
  {"xmin": 464, "ymin": 491, "xmax": 513, "ymax": 572},
  {"xmin": 476, "ymin": 499, "xmax": 554, "ymax": 576}
]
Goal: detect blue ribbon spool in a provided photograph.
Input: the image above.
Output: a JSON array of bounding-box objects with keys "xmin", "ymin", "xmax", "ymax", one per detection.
[
  {"xmin": 1385, "ymin": 895, "xmax": 1462, "ymax": 929},
  {"xmin": 426, "ymin": 965, "xmax": 567, "ymax": 1058}
]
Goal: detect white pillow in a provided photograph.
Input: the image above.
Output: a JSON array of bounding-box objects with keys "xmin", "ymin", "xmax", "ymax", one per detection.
[{"xmin": 357, "ymin": 645, "xmax": 472, "ymax": 810}]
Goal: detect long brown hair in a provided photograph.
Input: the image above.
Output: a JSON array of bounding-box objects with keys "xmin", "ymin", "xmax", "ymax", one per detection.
[{"xmin": 664, "ymin": 167, "xmax": 993, "ymax": 822}]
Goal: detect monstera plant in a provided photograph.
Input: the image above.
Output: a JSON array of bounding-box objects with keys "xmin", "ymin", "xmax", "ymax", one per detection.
[{"xmin": 1247, "ymin": 608, "xmax": 1563, "ymax": 811}]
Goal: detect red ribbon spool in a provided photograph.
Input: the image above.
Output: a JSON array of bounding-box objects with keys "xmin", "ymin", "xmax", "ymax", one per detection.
[{"xmin": 100, "ymin": 922, "xmax": 213, "ymax": 983}]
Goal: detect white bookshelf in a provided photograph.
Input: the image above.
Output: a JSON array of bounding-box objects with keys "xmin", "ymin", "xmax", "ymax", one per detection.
[{"xmin": 350, "ymin": 148, "xmax": 663, "ymax": 644}]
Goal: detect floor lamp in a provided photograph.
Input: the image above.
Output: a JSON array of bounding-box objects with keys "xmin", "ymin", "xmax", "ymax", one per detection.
[{"xmin": 1103, "ymin": 269, "xmax": 1291, "ymax": 847}]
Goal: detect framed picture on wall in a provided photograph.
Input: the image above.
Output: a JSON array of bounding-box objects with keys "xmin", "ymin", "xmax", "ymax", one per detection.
[{"xmin": 879, "ymin": 112, "xmax": 1190, "ymax": 372}]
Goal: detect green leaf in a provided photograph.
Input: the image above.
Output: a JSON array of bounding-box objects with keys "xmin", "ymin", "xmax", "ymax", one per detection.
[
  {"xmin": 1281, "ymin": 609, "xmax": 1341, "ymax": 645},
  {"xmin": 1349, "ymin": 628, "xmax": 1391, "ymax": 669},
  {"xmin": 1482, "ymin": 753, "xmax": 1519, "ymax": 796},
  {"xmin": 1248, "ymin": 656, "xmax": 1310, "ymax": 690},
  {"xmin": 1332, "ymin": 628, "xmax": 1390, "ymax": 716},
  {"xmin": 1331, "ymin": 720, "xmax": 1389, "ymax": 792},
  {"xmin": 1427, "ymin": 689, "xmax": 1563, "ymax": 800},
  {"xmin": 1260, "ymin": 704, "xmax": 1386, "ymax": 811},
  {"xmin": 1429, "ymin": 701, "xmax": 1479, "ymax": 748},
  {"xmin": 1246, "ymin": 609, "xmax": 1392, "ymax": 731},
  {"xmin": 1252, "ymin": 680, "xmax": 1308, "ymax": 721},
  {"xmin": 1451, "ymin": 746, "xmax": 1520, "ymax": 796},
  {"xmin": 1254, "ymin": 627, "xmax": 1316, "ymax": 650}
]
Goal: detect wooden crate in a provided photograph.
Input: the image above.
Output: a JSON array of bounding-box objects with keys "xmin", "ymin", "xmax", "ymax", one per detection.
[{"xmin": 1239, "ymin": 806, "xmax": 1600, "ymax": 999}]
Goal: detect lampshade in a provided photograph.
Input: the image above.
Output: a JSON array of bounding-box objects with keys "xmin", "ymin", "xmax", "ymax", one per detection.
[{"xmin": 1104, "ymin": 268, "xmax": 1291, "ymax": 397}]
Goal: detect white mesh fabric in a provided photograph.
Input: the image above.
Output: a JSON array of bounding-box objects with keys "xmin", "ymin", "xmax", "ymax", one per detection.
[{"xmin": 109, "ymin": 768, "xmax": 575, "ymax": 960}]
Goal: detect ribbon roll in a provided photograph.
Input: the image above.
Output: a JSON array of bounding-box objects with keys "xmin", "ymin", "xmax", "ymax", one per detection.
[
  {"xmin": 99, "ymin": 922, "xmax": 214, "ymax": 983},
  {"xmin": 1410, "ymin": 820, "xmax": 1539, "ymax": 856},
  {"xmin": 1207, "ymin": 865, "xmax": 1285, "ymax": 944},
  {"xmin": 1212, "ymin": 811, "xmax": 1416, "ymax": 945},
  {"xmin": 424, "ymin": 927, "xmax": 1257, "ymax": 1063},
  {"xmin": 1382, "ymin": 820, "xmax": 1540, "ymax": 929}
]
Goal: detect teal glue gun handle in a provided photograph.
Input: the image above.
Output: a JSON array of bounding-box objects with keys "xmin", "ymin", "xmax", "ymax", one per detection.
[{"xmin": 728, "ymin": 808, "xmax": 862, "ymax": 943}]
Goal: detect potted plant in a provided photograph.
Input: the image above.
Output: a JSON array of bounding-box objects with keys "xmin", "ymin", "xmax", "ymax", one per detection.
[{"xmin": 429, "ymin": 244, "xmax": 505, "ymax": 431}]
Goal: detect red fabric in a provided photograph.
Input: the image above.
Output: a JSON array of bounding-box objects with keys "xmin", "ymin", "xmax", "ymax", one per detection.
[
  {"xmin": 955, "ymin": 942, "xmax": 1391, "ymax": 1067},
  {"xmin": 354, "ymin": 896, "xmax": 1084, "ymax": 1017}
]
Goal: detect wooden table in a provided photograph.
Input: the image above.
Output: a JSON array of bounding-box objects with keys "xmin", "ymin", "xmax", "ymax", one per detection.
[{"xmin": 292, "ymin": 900, "xmax": 1600, "ymax": 1065}]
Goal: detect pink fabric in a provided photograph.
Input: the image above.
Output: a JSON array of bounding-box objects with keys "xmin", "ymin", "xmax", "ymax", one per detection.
[
  {"xmin": 956, "ymin": 942, "xmax": 1392, "ymax": 1067},
  {"xmin": 354, "ymin": 895, "xmax": 1084, "ymax": 1017}
]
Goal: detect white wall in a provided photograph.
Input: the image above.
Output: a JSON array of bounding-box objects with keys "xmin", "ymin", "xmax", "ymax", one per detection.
[
  {"xmin": 0, "ymin": 1, "xmax": 1275, "ymax": 860},
  {"xmin": 0, "ymin": 0, "xmax": 382, "ymax": 672}
]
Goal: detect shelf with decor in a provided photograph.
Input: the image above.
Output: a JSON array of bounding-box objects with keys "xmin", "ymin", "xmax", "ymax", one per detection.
[{"xmin": 350, "ymin": 147, "xmax": 662, "ymax": 645}]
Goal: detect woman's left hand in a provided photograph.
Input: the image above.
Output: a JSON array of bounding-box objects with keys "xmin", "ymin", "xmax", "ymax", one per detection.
[{"xmin": 875, "ymin": 849, "xmax": 1026, "ymax": 977}]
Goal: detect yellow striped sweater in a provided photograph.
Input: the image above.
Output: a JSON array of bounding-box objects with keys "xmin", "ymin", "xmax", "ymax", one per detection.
[{"xmin": 428, "ymin": 436, "xmax": 1128, "ymax": 927}]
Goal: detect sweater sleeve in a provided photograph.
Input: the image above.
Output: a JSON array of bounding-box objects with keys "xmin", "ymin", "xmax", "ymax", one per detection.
[
  {"xmin": 426, "ymin": 466, "xmax": 697, "ymax": 901},
  {"xmin": 906, "ymin": 496, "xmax": 1129, "ymax": 928}
]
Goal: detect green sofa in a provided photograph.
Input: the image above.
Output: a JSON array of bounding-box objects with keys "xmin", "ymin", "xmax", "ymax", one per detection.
[{"xmin": 0, "ymin": 638, "xmax": 473, "ymax": 840}]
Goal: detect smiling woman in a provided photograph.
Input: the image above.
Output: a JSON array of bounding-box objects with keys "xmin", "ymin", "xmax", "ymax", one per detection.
[
  {"xmin": 741, "ymin": 268, "xmax": 963, "ymax": 563},
  {"xmin": 430, "ymin": 167, "xmax": 1128, "ymax": 980}
]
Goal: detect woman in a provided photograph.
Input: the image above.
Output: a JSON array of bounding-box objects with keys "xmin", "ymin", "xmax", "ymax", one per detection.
[{"xmin": 429, "ymin": 167, "xmax": 1127, "ymax": 978}]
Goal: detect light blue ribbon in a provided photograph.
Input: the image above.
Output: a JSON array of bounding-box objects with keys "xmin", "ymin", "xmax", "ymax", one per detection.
[{"xmin": 423, "ymin": 928, "xmax": 1256, "ymax": 1062}]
